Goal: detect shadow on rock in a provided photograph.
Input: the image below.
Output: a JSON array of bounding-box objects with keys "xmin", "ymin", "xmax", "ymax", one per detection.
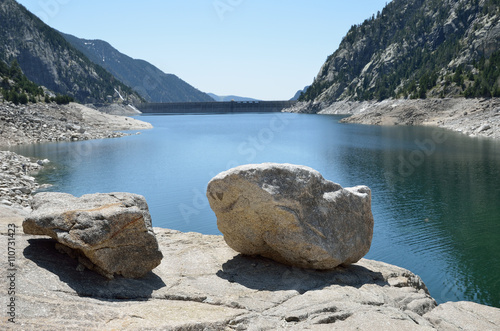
[
  {"xmin": 217, "ymin": 254, "xmax": 387, "ymax": 294},
  {"xmin": 24, "ymin": 239, "xmax": 166, "ymax": 301}
]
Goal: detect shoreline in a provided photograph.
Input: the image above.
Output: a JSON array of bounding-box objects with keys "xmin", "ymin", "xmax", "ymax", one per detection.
[
  {"xmin": 0, "ymin": 102, "xmax": 152, "ymax": 148},
  {"xmin": 0, "ymin": 214, "xmax": 499, "ymax": 329},
  {"xmin": 286, "ymin": 97, "xmax": 500, "ymax": 140},
  {"xmin": 0, "ymin": 101, "xmax": 152, "ymax": 209},
  {"xmin": 0, "ymin": 102, "xmax": 499, "ymax": 328}
]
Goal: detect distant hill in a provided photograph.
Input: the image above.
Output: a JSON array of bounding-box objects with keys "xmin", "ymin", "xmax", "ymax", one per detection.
[
  {"xmin": 290, "ymin": 86, "xmax": 310, "ymax": 101},
  {"xmin": 62, "ymin": 34, "xmax": 214, "ymax": 103},
  {"xmin": 0, "ymin": 0, "xmax": 142, "ymax": 104},
  {"xmin": 207, "ymin": 93, "xmax": 260, "ymax": 102},
  {"xmin": 300, "ymin": 0, "xmax": 500, "ymax": 104}
]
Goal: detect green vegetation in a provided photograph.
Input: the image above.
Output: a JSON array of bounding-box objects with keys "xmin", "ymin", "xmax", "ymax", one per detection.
[
  {"xmin": 1, "ymin": 60, "xmax": 43, "ymax": 104},
  {"xmin": 51, "ymin": 94, "xmax": 75, "ymax": 105},
  {"xmin": 1, "ymin": 60, "xmax": 73, "ymax": 105},
  {"xmin": 299, "ymin": 0, "xmax": 500, "ymax": 102},
  {"xmin": 0, "ymin": 0, "xmax": 144, "ymax": 104},
  {"xmin": 464, "ymin": 50, "xmax": 500, "ymax": 98}
]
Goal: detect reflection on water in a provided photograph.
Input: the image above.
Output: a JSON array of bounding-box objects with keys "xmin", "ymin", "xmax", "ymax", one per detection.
[{"xmin": 7, "ymin": 113, "xmax": 500, "ymax": 308}]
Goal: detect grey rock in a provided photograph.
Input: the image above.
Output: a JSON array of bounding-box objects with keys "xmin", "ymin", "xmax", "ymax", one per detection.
[
  {"xmin": 423, "ymin": 301, "xmax": 500, "ymax": 331},
  {"xmin": 3, "ymin": 225, "xmax": 498, "ymax": 330},
  {"xmin": 23, "ymin": 192, "xmax": 163, "ymax": 279},
  {"xmin": 37, "ymin": 158, "xmax": 50, "ymax": 166},
  {"xmin": 1, "ymin": 199, "xmax": 12, "ymax": 206},
  {"xmin": 66, "ymin": 123, "xmax": 81, "ymax": 131},
  {"xmin": 477, "ymin": 123, "xmax": 491, "ymax": 133},
  {"xmin": 207, "ymin": 163, "xmax": 374, "ymax": 269},
  {"xmin": 296, "ymin": 1, "xmax": 500, "ymax": 104},
  {"xmin": 13, "ymin": 187, "xmax": 31, "ymax": 194}
]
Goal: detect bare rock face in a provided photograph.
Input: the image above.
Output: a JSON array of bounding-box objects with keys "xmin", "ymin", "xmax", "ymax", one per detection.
[
  {"xmin": 207, "ymin": 163, "xmax": 374, "ymax": 269},
  {"xmin": 23, "ymin": 192, "xmax": 163, "ymax": 279},
  {"xmin": 3, "ymin": 225, "xmax": 499, "ymax": 329},
  {"xmin": 424, "ymin": 301, "xmax": 500, "ymax": 331}
]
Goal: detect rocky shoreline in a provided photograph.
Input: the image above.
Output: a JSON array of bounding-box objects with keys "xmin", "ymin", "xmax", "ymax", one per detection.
[
  {"xmin": 0, "ymin": 102, "xmax": 152, "ymax": 148},
  {"xmin": 287, "ymin": 98, "xmax": 500, "ymax": 140},
  {"xmin": 1, "ymin": 101, "xmax": 499, "ymax": 329},
  {"xmin": 0, "ymin": 217, "xmax": 499, "ymax": 329},
  {"xmin": 0, "ymin": 102, "xmax": 152, "ymax": 209},
  {"xmin": 0, "ymin": 151, "xmax": 46, "ymax": 209}
]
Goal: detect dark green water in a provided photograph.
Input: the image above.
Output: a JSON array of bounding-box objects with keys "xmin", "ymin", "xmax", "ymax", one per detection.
[{"xmin": 9, "ymin": 113, "xmax": 500, "ymax": 308}]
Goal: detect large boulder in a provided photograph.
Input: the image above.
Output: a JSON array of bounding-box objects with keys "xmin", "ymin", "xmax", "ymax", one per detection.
[
  {"xmin": 207, "ymin": 163, "xmax": 374, "ymax": 269},
  {"xmin": 23, "ymin": 192, "xmax": 163, "ymax": 279}
]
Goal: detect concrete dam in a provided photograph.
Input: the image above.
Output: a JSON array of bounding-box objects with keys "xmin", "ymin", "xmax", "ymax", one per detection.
[{"xmin": 136, "ymin": 100, "xmax": 297, "ymax": 114}]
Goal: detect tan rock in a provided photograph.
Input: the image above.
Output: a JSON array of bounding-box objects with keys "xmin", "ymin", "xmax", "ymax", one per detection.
[
  {"xmin": 23, "ymin": 192, "xmax": 163, "ymax": 279},
  {"xmin": 424, "ymin": 301, "xmax": 500, "ymax": 331},
  {"xmin": 207, "ymin": 163, "xmax": 374, "ymax": 269},
  {"xmin": 1, "ymin": 221, "xmax": 498, "ymax": 329}
]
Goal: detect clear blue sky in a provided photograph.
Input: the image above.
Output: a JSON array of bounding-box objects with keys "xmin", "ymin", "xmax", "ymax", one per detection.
[{"xmin": 17, "ymin": 0, "xmax": 390, "ymax": 100}]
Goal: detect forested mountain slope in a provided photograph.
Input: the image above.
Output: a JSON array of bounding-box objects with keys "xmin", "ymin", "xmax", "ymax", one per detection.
[
  {"xmin": 0, "ymin": 0, "xmax": 142, "ymax": 104},
  {"xmin": 300, "ymin": 0, "xmax": 500, "ymax": 103}
]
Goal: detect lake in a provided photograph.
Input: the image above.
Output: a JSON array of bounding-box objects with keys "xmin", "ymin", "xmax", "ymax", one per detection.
[{"xmin": 9, "ymin": 112, "xmax": 500, "ymax": 308}]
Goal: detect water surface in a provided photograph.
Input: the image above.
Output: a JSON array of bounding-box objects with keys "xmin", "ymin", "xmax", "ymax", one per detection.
[{"xmin": 9, "ymin": 112, "xmax": 500, "ymax": 308}]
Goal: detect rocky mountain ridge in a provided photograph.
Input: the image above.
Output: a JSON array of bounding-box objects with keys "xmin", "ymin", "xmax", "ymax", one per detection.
[
  {"xmin": 300, "ymin": 0, "xmax": 500, "ymax": 105},
  {"xmin": 61, "ymin": 34, "xmax": 214, "ymax": 103},
  {"xmin": 0, "ymin": 0, "xmax": 143, "ymax": 104}
]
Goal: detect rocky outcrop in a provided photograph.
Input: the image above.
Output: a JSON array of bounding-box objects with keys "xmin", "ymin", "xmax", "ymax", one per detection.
[
  {"xmin": 300, "ymin": 0, "xmax": 500, "ymax": 103},
  {"xmin": 207, "ymin": 163, "xmax": 374, "ymax": 269},
  {"xmin": 0, "ymin": 0, "xmax": 143, "ymax": 104},
  {"xmin": 1, "ymin": 221, "xmax": 499, "ymax": 329},
  {"xmin": 23, "ymin": 192, "xmax": 163, "ymax": 279},
  {"xmin": 424, "ymin": 301, "xmax": 500, "ymax": 331}
]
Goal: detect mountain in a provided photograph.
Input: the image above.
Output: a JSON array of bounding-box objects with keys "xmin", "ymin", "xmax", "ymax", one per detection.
[
  {"xmin": 62, "ymin": 34, "xmax": 214, "ymax": 103},
  {"xmin": 1, "ymin": 59, "xmax": 48, "ymax": 104},
  {"xmin": 300, "ymin": 0, "xmax": 500, "ymax": 104},
  {"xmin": 207, "ymin": 93, "xmax": 260, "ymax": 102},
  {"xmin": 0, "ymin": 0, "xmax": 143, "ymax": 104},
  {"xmin": 290, "ymin": 86, "xmax": 310, "ymax": 101}
]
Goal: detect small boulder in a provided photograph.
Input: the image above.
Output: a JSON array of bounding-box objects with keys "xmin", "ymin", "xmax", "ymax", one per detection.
[
  {"xmin": 477, "ymin": 124, "xmax": 491, "ymax": 133},
  {"xmin": 207, "ymin": 163, "xmax": 374, "ymax": 269},
  {"xmin": 23, "ymin": 192, "xmax": 163, "ymax": 279},
  {"xmin": 37, "ymin": 159, "xmax": 50, "ymax": 166}
]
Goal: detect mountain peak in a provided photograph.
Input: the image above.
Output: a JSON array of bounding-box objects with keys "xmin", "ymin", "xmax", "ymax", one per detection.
[
  {"xmin": 0, "ymin": 0, "xmax": 142, "ymax": 104},
  {"xmin": 62, "ymin": 34, "xmax": 214, "ymax": 103},
  {"xmin": 300, "ymin": 0, "xmax": 500, "ymax": 103}
]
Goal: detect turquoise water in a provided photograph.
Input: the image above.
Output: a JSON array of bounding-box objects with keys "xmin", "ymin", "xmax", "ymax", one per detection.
[{"xmin": 9, "ymin": 113, "xmax": 500, "ymax": 308}]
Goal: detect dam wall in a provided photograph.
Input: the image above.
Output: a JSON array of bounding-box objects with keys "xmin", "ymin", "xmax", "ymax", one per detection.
[{"xmin": 136, "ymin": 101, "xmax": 297, "ymax": 114}]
